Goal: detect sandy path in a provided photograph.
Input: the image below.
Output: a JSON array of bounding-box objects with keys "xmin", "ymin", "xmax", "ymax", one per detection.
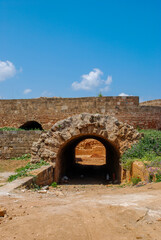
[{"xmin": 0, "ymin": 183, "xmax": 161, "ymax": 240}]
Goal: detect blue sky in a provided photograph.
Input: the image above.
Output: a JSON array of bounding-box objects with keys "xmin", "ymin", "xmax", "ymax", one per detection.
[{"xmin": 0, "ymin": 0, "xmax": 161, "ymax": 101}]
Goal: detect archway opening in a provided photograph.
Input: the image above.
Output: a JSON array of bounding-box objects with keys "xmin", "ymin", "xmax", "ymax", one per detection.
[
  {"xmin": 54, "ymin": 134, "xmax": 121, "ymax": 184},
  {"xmin": 73, "ymin": 139, "xmax": 106, "ymax": 183},
  {"xmin": 19, "ymin": 121, "xmax": 43, "ymax": 130}
]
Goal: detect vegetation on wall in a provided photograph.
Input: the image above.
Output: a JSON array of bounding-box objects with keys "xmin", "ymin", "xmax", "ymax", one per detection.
[
  {"xmin": 0, "ymin": 127, "xmax": 23, "ymax": 131},
  {"xmin": 98, "ymin": 92, "xmax": 103, "ymax": 97},
  {"xmin": 0, "ymin": 127, "xmax": 43, "ymax": 131}
]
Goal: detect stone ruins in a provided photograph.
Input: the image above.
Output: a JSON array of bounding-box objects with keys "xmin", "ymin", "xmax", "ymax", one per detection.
[{"xmin": 31, "ymin": 113, "xmax": 140, "ymax": 182}]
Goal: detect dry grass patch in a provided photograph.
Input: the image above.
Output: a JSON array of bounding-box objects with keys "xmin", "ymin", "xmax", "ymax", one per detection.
[{"xmin": 0, "ymin": 154, "xmax": 31, "ymax": 172}]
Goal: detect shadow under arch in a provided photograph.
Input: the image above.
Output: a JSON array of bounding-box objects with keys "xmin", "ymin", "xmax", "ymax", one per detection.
[
  {"xmin": 54, "ymin": 133, "xmax": 121, "ymax": 184},
  {"xmin": 19, "ymin": 121, "xmax": 43, "ymax": 130}
]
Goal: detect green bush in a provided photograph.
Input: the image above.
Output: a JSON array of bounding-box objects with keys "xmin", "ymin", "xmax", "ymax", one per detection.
[
  {"xmin": 121, "ymin": 129, "xmax": 161, "ymax": 170},
  {"xmin": 156, "ymin": 174, "xmax": 161, "ymax": 182}
]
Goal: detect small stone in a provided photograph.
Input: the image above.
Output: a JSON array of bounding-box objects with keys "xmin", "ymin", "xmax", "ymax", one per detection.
[
  {"xmin": 42, "ymin": 185, "xmax": 49, "ymax": 190},
  {"xmin": 0, "ymin": 208, "xmax": 6, "ymax": 217},
  {"xmin": 38, "ymin": 190, "xmax": 47, "ymax": 194},
  {"xmin": 54, "ymin": 191, "xmax": 63, "ymax": 196}
]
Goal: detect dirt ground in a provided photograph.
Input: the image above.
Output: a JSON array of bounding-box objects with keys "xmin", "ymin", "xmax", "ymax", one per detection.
[
  {"xmin": 0, "ymin": 159, "xmax": 30, "ymax": 173},
  {"xmin": 1, "ymin": 182, "xmax": 161, "ymax": 240}
]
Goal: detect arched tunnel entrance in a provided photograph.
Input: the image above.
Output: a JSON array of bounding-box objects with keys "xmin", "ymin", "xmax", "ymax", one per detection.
[
  {"xmin": 54, "ymin": 134, "xmax": 121, "ymax": 184},
  {"xmin": 19, "ymin": 121, "xmax": 43, "ymax": 130}
]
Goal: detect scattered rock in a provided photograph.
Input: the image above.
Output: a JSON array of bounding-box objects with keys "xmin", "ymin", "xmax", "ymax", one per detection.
[
  {"xmin": 42, "ymin": 185, "xmax": 49, "ymax": 190},
  {"xmin": 54, "ymin": 191, "xmax": 64, "ymax": 196},
  {"xmin": 157, "ymin": 218, "xmax": 161, "ymax": 221},
  {"xmin": 61, "ymin": 176, "xmax": 69, "ymax": 183},
  {"xmin": 37, "ymin": 190, "xmax": 47, "ymax": 194},
  {"xmin": 0, "ymin": 208, "xmax": 6, "ymax": 217},
  {"xmin": 21, "ymin": 189, "xmax": 26, "ymax": 193}
]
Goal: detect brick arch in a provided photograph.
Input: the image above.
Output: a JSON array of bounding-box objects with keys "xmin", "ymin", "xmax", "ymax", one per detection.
[{"xmin": 31, "ymin": 113, "xmax": 140, "ymax": 182}]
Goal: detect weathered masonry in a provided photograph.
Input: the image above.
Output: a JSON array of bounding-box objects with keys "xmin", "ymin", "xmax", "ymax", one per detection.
[
  {"xmin": 31, "ymin": 114, "xmax": 141, "ymax": 183},
  {"xmin": 0, "ymin": 96, "xmax": 161, "ymax": 130},
  {"xmin": 0, "ymin": 131, "xmax": 41, "ymax": 159}
]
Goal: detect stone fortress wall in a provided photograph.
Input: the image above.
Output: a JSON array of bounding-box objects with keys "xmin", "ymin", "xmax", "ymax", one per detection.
[
  {"xmin": 0, "ymin": 96, "xmax": 161, "ymax": 130},
  {"xmin": 140, "ymin": 99, "xmax": 161, "ymax": 107},
  {"xmin": 0, "ymin": 96, "xmax": 160, "ymax": 160}
]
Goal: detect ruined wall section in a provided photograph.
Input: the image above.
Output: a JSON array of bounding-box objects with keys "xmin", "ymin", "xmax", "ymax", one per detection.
[
  {"xmin": 140, "ymin": 99, "xmax": 161, "ymax": 107},
  {"xmin": 0, "ymin": 131, "xmax": 41, "ymax": 159},
  {"xmin": 0, "ymin": 96, "xmax": 160, "ymax": 130}
]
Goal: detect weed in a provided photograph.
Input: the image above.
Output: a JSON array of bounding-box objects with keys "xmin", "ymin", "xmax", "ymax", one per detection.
[
  {"xmin": 131, "ymin": 176, "xmax": 141, "ymax": 185},
  {"xmin": 51, "ymin": 182, "xmax": 57, "ymax": 188},
  {"xmin": 98, "ymin": 92, "xmax": 103, "ymax": 97},
  {"xmin": 11, "ymin": 153, "xmax": 31, "ymax": 161},
  {"xmin": 0, "ymin": 127, "xmax": 23, "ymax": 131},
  {"xmin": 30, "ymin": 182, "xmax": 41, "ymax": 190},
  {"xmin": 0, "ymin": 127, "xmax": 43, "ymax": 131},
  {"xmin": 156, "ymin": 174, "xmax": 161, "ymax": 182},
  {"xmin": 8, "ymin": 160, "xmax": 49, "ymax": 182}
]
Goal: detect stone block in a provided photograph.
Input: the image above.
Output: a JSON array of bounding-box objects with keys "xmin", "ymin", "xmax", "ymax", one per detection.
[{"xmin": 132, "ymin": 161, "xmax": 149, "ymax": 181}]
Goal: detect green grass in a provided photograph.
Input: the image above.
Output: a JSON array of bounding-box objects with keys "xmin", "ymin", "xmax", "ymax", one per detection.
[
  {"xmin": 0, "ymin": 127, "xmax": 43, "ymax": 131},
  {"xmin": 8, "ymin": 160, "xmax": 49, "ymax": 182},
  {"xmin": 11, "ymin": 153, "xmax": 31, "ymax": 161},
  {"xmin": 121, "ymin": 129, "xmax": 161, "ymax": 170},
  {"xmin": 0, "ymin": 127, "xmax": 23, "ymax": 131}
]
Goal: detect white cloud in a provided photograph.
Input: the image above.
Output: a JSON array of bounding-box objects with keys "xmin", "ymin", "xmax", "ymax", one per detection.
[
  {"xmin": 72, "ymin": 68, "xmax": 112, "ymax": 92},
  {"xmin": 0, "ymin": 60, "xmax": 17, "ymax": 82},
  {"xmin": 41, "ymin": 91, "xmax": 52, "ymax": 97},
  {"xmin": 119, "ymin": 93, "xmax": 130, "ymax": 96},
  {"xmin": 72, "ymin": 68, "xmax": 103, "ymax": 90},
  {"xmin": 23, "ymin": 89, "xmax": 32, "ymax": 94},
  {"xmin": 105, "ymin": 75, "xmax": 112, "ymax": 85},
  {"xmin": 101, "ymin": 75, "xmax": 112, "ymax": 92}
]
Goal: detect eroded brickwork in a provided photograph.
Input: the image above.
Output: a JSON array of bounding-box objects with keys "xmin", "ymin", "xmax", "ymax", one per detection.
[
  {"xmin": 0, "ymin": 96, "xmax": 160, "ymax": 130},
  {"xmin": 140, "ymin": 99, "xmax": 161, "ymax": 107},
  {"xmin": 0, "ymin": 131, "xmax": 41, "ymax": 159}
]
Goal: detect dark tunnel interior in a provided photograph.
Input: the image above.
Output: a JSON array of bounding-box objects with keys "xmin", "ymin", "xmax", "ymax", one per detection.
[{"xmin": 54, "ymin": 134, "xmax": 121, "ymax": 184}]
